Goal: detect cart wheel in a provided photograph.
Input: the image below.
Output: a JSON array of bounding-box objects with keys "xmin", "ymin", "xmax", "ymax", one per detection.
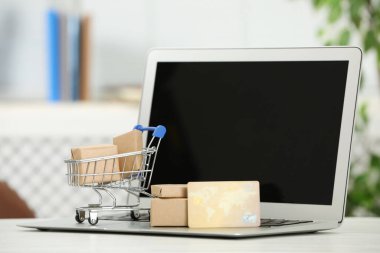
[
  {"xmin": 75, "ymin": 210, "xmax": 85, "ymax": 223},
  {"xmin": 88, "ymin": 212, "xmax": 99, "ymax": 225},
  {"xmin": 131, "ymin": 210, "xmax": 140, "ymax": 220}
]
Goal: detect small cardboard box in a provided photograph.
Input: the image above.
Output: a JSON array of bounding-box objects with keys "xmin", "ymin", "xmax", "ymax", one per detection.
[
  {"xmin": 150, "ymin": 198, "xmax": 188, "ymax": 227},
  {"xmin": 71, "ymin": 144, "xmax": 121, "ymax": 185},
  {"xmin": 151, "ymin": 184, "xmax": 187, "ymax": 198},
  {"xmin": 187, "ymin": 181, "xmax": 260, "ymax": 228},
  {"xmin": 113, "ymin": 130, "xmax": 143, "ymax": 176}
]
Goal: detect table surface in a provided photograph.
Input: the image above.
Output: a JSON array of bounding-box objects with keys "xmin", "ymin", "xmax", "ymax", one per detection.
[{"xmin": 1, "ymin": 217, "xmax": 379, "ymax": 253}]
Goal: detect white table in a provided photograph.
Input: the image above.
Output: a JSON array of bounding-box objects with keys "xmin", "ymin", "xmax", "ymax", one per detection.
[{"xmin": 0, "ymin": 218, "xmax": 379, "ymax": 253}]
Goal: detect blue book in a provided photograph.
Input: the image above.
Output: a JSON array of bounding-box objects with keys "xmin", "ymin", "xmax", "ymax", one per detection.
[{"xmin": 47, "ymin": 9, "xmax": 61, "ymax": 101}]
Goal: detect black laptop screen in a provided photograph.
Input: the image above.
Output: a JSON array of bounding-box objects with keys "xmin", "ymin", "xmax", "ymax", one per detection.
[{"xmin": 148, "ymin": 61, "xmax": 349, "ymax": 205}]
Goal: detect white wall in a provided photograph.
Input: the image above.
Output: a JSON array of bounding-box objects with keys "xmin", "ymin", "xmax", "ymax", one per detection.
[
  {"xmin": 0, "ymin": 0, "xmax": 379, "ymax": 129},
  {"xmin": 85, "ymin": 0, "xmax": 327, "ymax": 98},
  {"xmin": 0, "ymin": 0, "xmax": 47, "ymax": 100},
  {"xmin": 0, "ymin": 0, "xmax": 331, "ymax": 100}
]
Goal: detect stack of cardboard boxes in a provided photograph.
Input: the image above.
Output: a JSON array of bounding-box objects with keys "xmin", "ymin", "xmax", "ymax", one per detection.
[
  {"xmin": 150, "ymin": 184, "xmax": 188, "ymax": 227},
  {"xmin": 150, "ymin": 182, "xmax": 261, "ymax": 228}
]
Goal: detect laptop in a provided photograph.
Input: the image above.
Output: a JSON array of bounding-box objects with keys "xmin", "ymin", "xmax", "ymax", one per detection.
[{"xmin": 20, "ymin": 47, "xmax": 362, "ymax": 238}]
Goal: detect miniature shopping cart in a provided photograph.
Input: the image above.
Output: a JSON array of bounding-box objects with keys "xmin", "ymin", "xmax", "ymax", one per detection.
[{"xmin": 64, "ymin": 125, "xmax": 166, "ymax": 225}]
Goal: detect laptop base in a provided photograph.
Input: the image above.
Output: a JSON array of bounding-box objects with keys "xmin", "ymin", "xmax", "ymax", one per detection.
[{"xmin": 18, "ymin": 218, "xmax": 338, "ymax": 238}]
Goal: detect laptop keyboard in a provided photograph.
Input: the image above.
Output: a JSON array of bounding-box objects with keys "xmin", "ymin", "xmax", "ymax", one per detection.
[{"xmin": 260, "ymin": 219, "xmax": 313, "ymax": 227}]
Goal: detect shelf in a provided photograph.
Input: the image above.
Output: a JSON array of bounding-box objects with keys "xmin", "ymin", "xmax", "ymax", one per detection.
[{"xmin": 0, "ymin": 102, "xmax": 140, "ymax": 137}]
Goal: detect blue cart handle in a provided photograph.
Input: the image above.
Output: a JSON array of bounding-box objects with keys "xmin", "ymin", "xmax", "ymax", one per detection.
[{"xmin": 133, "ymin": 125, "xmax": 166, "ymax": 139}]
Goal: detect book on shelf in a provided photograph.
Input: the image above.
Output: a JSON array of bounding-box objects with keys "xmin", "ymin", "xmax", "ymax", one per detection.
[
  {"xmin": 47, "ymin": 8, "xmax": 91, "ymax": 102},
  {"xmin": 68, "ymin": 14, "xmax": 81, "ymax": 101},
  {"xmin": 79, "ymin": 15, "xmax": 91, "ymax": 101},
  {"xmin": 47, "ymin": 9, "xmax": 60, "ymax": 102},
  {"xmin": 59, "ymin": 12, "xmax": 69, "ymax": 100}
]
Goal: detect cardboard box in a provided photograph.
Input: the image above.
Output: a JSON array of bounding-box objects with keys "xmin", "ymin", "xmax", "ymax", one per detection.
[
  {"xmin": 113, "ymin": 130, "xmax": 143, "ymax": 176},
  {"xmin": 150, "ymin": 198, "xmax": 188, "ymax": 227},
  {"xmin": 71, "ymin": 144, "xmax": 121, "ymax": 185},
  {"xmin": 187, "ymin": 181, "xmax": 260, "ymax": 228},
  {"xmin": 151, "ymin": 184, "xmax": 187, "ymax": 198}
]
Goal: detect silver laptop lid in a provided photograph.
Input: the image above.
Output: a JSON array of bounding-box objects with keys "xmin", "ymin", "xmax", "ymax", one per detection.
[{"xmin": 138, "ymin": 47, "xmax": 362, "ymax": 222}]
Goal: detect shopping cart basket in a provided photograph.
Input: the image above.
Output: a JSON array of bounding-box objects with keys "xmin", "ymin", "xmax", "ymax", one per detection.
[{"xmin": 64, "ymin": 125, "xmax": 166, "ymax": 225}]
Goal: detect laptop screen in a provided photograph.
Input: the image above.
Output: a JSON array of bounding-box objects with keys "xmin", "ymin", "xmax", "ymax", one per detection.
[{"xmin": 148, "ymin": 61, "xmax": 349, "ymax": 205}]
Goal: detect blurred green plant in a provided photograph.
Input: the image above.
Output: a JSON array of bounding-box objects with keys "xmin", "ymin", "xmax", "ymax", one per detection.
[{"xmin": 312, "ymin": 0, "xmax": 380, "ymax": 216}]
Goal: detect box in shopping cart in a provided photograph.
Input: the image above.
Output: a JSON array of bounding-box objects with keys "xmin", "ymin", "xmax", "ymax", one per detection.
[{"xmin": 70, "ymin": 144, "xmax": 121, "ymax": 185}]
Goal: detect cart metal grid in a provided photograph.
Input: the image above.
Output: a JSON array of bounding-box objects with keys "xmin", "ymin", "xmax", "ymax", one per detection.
[{"xmin": 64, "ymin": 125, "xmax": 166, "ymax": 225}]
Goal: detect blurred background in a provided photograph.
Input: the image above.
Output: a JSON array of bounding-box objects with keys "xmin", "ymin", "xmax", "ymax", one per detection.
[{"xmin": 0, "ymin": 0, "xmax": 379, "ymax": 218}]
